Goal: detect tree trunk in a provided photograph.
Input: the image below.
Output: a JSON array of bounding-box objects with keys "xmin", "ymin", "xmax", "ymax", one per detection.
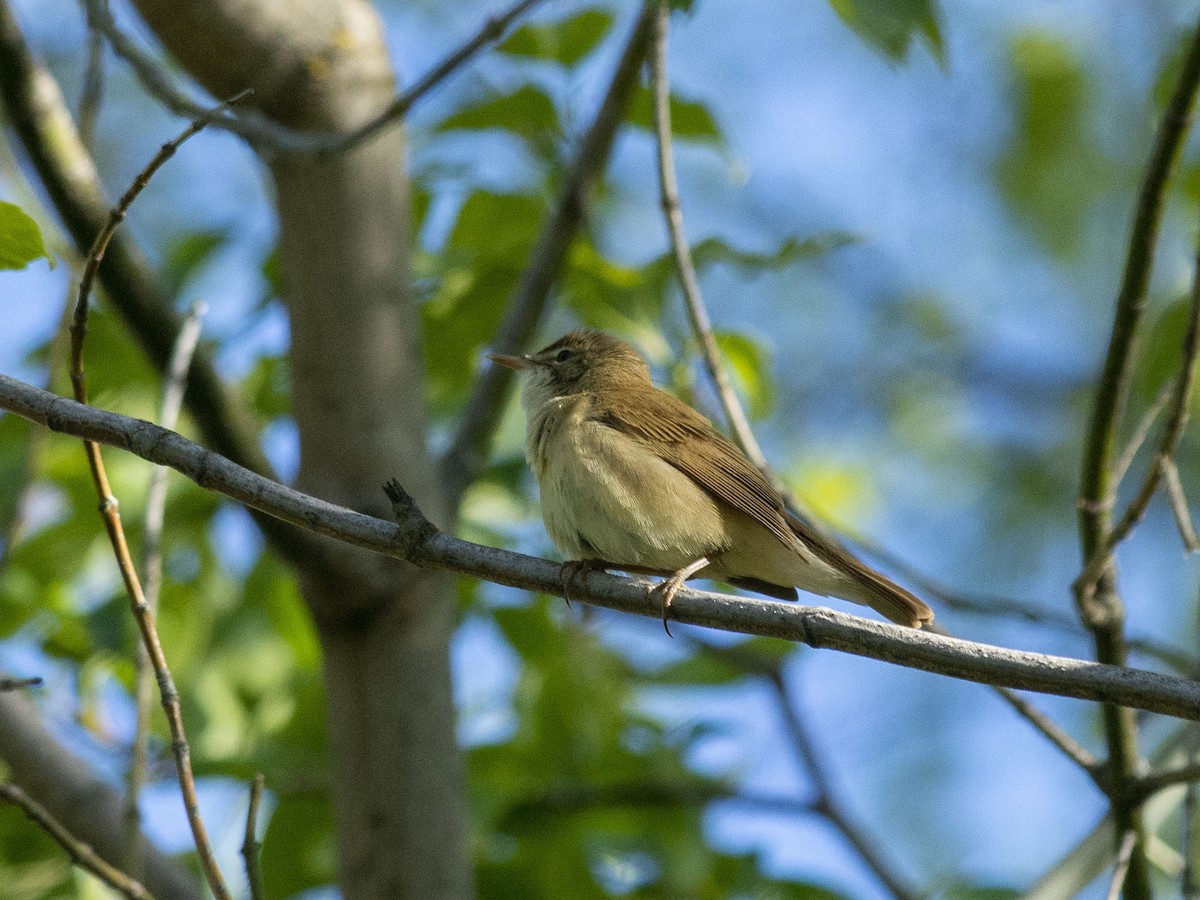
[{"xmin": 128, "ymin": 1, "xmax": 471, "ymax": 896}]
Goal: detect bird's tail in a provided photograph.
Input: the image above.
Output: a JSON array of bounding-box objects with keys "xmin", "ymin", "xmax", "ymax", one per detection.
[{"xmin": 785, "ymin": 512, "xmax": 934, "ymax": 628}]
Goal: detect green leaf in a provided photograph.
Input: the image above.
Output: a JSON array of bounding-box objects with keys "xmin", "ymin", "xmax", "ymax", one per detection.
[
  {"xmin": 0, "ymin": 201, "xmax": 53, "ymax": 270},
  {"xmin": 713, "ymin": 330, "xmax": 773, "ymax": 419},
  {"xmin": 437, "ymin": 84, "xmax": 559, "ymax": 137},
  {"xmin": 161, "ymin": 228, "xmax": 229, "ymax": 295},
  {"xmin": 627, "ymin": 86, "xmax": 723, "ymax": 145},
  {"xmin": 498, "ymin": 9, "xmax": 614, "ymax": 68},
  {"xmin": 827, "ymin": 0, "xmax": 944, "ymax": 63},
  {"xmin": 995, "ymin": 34, "xmax": 1113, "ymax": 258}
]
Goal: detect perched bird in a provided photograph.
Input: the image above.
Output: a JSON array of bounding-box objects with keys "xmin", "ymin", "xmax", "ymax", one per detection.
[{"xmin": 489, "ymin": 329, "xmax": 933, "ymax": 631}]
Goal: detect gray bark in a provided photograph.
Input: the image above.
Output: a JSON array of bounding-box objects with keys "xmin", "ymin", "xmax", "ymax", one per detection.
[{"xmin": 127, "ymin": 0, "xmax": 470, "ymax": 896}]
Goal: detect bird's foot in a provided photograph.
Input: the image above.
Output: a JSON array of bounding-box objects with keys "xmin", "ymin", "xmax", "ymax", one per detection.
[
  {"xmin": 560, "ymin": 559, "xmax": 611, "ymax": 607},
  {"xmin": 650, "ymin": 556, "xmax": 711, "ymax": 637}
]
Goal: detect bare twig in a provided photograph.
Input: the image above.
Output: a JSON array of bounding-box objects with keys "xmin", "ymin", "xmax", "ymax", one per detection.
[
  {"xmin": 1073, "ymin": 15, "xmax": 1200, "ymax": 896},
  {"xmin": 69, "ymin": 111, "xmax": 234, "ymax": 900},
  {"xmin": 441, "ymin": 1, "xmax": 658, "ymax": 508},
  {"xmin": 242, "ymin": 774, "xmax": 265, "ymax": 900},
  {"xmin": 77, "ymin": 2, "xmax": 105, "ymax": 150},
  {"xmin": 83, "ymin": 0, "xmax": 547, "ymax": 155},
  {"xmin": 1105, "ymin": 830, "xmax": 1138, "ymax": 900},
  {"xmin": 1128, "ymin": 758, "xmax": 1200, "ymax": 803},
  {"xmin": 768, "ymin": 671, "xmax": 920, "ymax": 899},
  {"xmin": 6, "ymin": 376, "xmax": 1200, "ymax": 717},
  {"xmin": 0, "ymin": 782, "xmax": 153, "ymax": 899},
  {"xmin": 1162, "ymin": 457, "xmax": 1200, "ymax": 552},
  {"xmin": 1076, "ymin": 254, "xmax": 1200, "ymax": 591},
  {"xmin": 993, "ymin": 685, "xmax": 1103, "ymax": 776},
  {"xmin": 649, "ymin": 1, "xmax": 768, "ymax": 468},
  {"xmin": 124, "ymin": 302, "xmax": 205, "ymax": 876},
  {"xmin": 1114, "ymin": 383, "xmax": 1173, "ymax": 485},
  {"xmin": 0, "ymin": 675, "xmax": 42, "ymax": 691}
]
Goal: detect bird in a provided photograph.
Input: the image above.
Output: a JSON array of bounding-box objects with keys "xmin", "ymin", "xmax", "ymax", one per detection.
[{"xmin": 488, "ymin": 329, "xmax": 933, "ymax": 632}]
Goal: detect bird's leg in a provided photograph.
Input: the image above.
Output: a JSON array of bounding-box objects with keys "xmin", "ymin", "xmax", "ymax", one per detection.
[{"xmin": 652, "ymin": 556, "xmax": 712, "ymax": 636}]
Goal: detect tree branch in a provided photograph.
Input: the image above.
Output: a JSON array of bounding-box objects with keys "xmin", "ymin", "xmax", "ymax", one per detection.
[
  {"xmin": 0, "ymin": 675, "xmax": 42, "ymax": 691},
  {"xmin": 768, "ymin": 671, "xmax": 920, "ymax": 900},
  {"xmin": 83, "ymin": 0, "xmax": 548, "ymax": 155},
  {"xmin": 0, "ymin": 782, "xmax": 153, "ymax": 900},
  {"xmin": 1073, "ymin": 14, "xmax": 1200, "ymax": 896},
  {"xmin": 1162, "ymin": 456, "xmax": 1200, "ymax": 552},
  {"xmin": 440, "ymin": 1, "xmax": 658, "ymax": 509},
  {"xmin": 4, "ymin": 375, "xmax": 1200, "ymax": 716},
  {"xmin": 31, "ymin": 390, "xmax": 1200, "ymax": 733}
]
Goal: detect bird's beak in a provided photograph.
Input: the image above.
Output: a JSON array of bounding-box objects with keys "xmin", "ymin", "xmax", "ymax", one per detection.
[{"xmin": 487, "ymin": 353, "xmax": 534, "ymax": 371}]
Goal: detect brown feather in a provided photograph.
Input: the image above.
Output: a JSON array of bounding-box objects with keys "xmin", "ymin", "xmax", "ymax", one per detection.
[{"xmin": 593, "ymin": 387, "xmax": 796, "ymax": 548}]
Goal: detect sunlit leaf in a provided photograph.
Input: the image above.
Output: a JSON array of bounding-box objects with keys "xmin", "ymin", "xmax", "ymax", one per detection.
[
  {"xmin": 627, "ymin": 86, "xmax": 723, "ymax": 145},
  {"xmin": 0, "ymin": 201, "xmax": 53, "ymax": 270},
  {"xmin": 713, "ymin": 329, "xmax": 773, "ymax": 418},
  {"xmin": 437, "ymin": 85, "xmax": 559, "ymax": 137},
  {"xmin": 499, "ymin": 9, "xmax": 614, "ymax": 67}
]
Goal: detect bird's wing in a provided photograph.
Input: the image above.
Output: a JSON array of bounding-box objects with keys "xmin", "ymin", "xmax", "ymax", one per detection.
[{"xmin": 591, "ymin": 386, "xmax": 796, "ymax": 548}]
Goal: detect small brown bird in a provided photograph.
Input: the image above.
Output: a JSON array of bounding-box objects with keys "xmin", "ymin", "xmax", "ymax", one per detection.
[{"xmin": 489, "ymin": 329, "xmax": 933, "ymax": 630}]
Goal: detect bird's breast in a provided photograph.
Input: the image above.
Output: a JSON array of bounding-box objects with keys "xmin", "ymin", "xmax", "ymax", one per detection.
[{"xmin": 525, "ymin": 398, "xmax": 727, "ymax": 569}]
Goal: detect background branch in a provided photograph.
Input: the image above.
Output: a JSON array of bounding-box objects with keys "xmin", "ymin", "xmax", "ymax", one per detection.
[
  {"xmin": 83, "ymin": 0, "xmax": 546, "ymax": 155},
  {"xmin": 0, "ymin": 0, "xmax": 332, "ymax": 576},
  {"xmin": 124, "ymin": 301, "xmax": 205, "ymax": 876},
  {"xmin": 0, "ymin": 688, "xmax": 200, "ymax": 899},
  {"xmin": 0, "ymin": 782, "xmax": 153, "ymax": 900}
]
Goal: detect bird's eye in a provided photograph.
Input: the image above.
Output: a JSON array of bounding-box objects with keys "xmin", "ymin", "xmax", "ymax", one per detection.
[{"xmin": 555, "ymin": 349, "xmax": 572, "ymax": 363}]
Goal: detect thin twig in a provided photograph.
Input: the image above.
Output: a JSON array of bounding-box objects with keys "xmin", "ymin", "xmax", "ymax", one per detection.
[
  {"xmin": 441, "ymin": 1, "xmax": 658, "ymax": 509},
  {"xmin": 77, "ymin": 1, "xmax": 105, "ymax": 150},
  {"xmin": 123, "ymin": 302, "xmax": 206, "ymax": 876},
  {"xmin": 83, "ymin": 0, "xmax": 547, "ymax": 155},
  {"xmin": 0, "ymin": 676, "xmax": 42, "ymax": 691},
  {"xmin": 649, "ymin": 1, "xmax": 768, "ymax": 468},
  {"xmin": 0, "ymin": 782, "xmax": 153, "ymax": 899},
  {"xmin": 768, "ymin": 671, "xmax": 920, "ymax": 899},
  {"xmin": 1105, "ymin": 830, "xmax": 1138, "ymax": 900},
  {"xmin": 1162, "ymin": 457, "xmax": 1200, "ymax": 552},
  {"xmin": 69, "ymin": 110, "xmax": 235, "ymax": 900},
  {"xmin": 1114, "ymin": 383, "xmax": 1173, "ymax": 485},
  {"xmin": 6, "ymin": 377, "xmax": 1200, "ymax": 717},
  {"xmin": 241, "ymin": 774, "xmax": 265, "ymax": 900},
  {"xmin": 1128, "ymin": 758, "xmax": 1200, "ymax": 803}
]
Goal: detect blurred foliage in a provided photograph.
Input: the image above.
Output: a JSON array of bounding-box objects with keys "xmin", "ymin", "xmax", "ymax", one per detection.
[
  {"xmin": 826, "ymin": 0, "xmax": 944, "ymax": 63},
  {"xmin": 3, "ymin": 1, "xmax": 1200, "ymax": 899}
]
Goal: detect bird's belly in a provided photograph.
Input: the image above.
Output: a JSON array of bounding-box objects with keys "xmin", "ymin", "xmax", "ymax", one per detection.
[{"xmin": 536, "ymin": 420, "xmax": 726, "ymax": 571}]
